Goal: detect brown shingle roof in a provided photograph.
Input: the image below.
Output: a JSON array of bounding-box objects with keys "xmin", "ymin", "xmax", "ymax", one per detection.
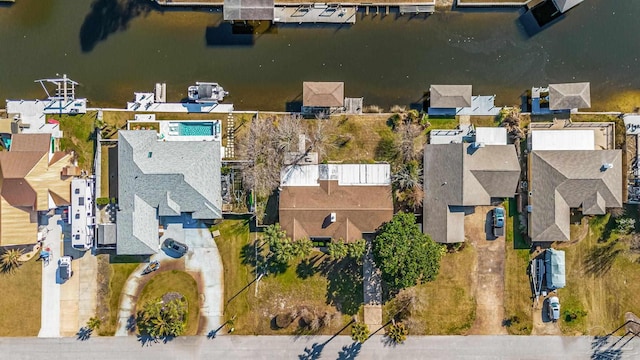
[
  {"xmin": 303, "ymin": 82, "xmax": 344, "ymax": 107},
  {"xmin": 1, "ymin": 179, "xmax": 37, "ymax": 207},
  {"xmin": 10, "ymin": 133, "xmax": 51, "ymax": 153},
  {"xmin": 549, "ymin": 82, "xmax": 591, "ymax": 110},
  {"xmin": 0, "ymin": 152, "xmax": 44, "ymax": 178},
  {"xmin": 279, "ymin": 180, "xmax": 393, "ymax": 242}
]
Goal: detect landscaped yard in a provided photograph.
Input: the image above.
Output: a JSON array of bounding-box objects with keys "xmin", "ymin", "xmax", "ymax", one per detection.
[
  {"xmin": 137, "ymin": 270, "xmax": 200, "ymax": 335},
  {"xmin": 557, "ymin": 211, "xmax": 640, "ymax": 335},
  {"xmin": 383, "ymin": 244, "xmax": 477, "ymax": 335},
  {"xmin": 503, "ymin": 198, "xmax": 533, "ymax": 335},
  {"xmin": 96, "ymin": 255, "xmax": 139, "ymax": 336},
  {"xmin": 0, "ymin": 258, "xmax": 42, "ymax": 336},
  {"xmin": 213, "ymin": 218, "xmax": 360, "ymax": 335},
  {"xmin": 54, "ymin": 111, "xmax": 97, "ymax": 171}
]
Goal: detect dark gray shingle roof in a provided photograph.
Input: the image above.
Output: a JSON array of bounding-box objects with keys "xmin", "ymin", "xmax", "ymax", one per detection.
[
  {"xmin": 429, "ymin": 85, "xmax": 472, "ymax": 108},
  {"xmin": 529, "ymin": 150, "xmax": 622, "ymax": 242},
  {"xmin": 423, "ymin": 143, "xmax": 520, "ymax": 243},
  {"xmin": 549, "ymin": 82, "xmax": 591, "ymax": 110},
  {"xmin": 117, "ymin": 131, "xmax": 222, "ymax": 255}
]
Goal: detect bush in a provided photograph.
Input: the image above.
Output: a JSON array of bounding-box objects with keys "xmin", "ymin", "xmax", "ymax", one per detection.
[
  {"xmin": 615, "ymin": 217, "xmax": 636, "ymax": 234},
  {"xmin": 274, "ymin": 313, "xmax": 294, "ymax": 329},
  {"xmin": 96, "ymin": 197, "xmax": 110, "ymax": 206},
  {"xmin": 564, "ymin": 308, "xmax": 587, "ymax": 323},
  {"xmin": 387, "ymin": 322, "xmax": 408, "ymax": 344}
]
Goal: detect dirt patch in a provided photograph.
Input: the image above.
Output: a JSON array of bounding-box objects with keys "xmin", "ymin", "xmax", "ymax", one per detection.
[{"xmin": 466, "ymin": 205, "xmax": 508, "ymax": 335}]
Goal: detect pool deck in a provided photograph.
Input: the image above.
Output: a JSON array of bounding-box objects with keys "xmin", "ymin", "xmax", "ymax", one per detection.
[
  {"xmin": 126, "ymin": 97, "xmax": 233, "ymax": 114},
  {"xmin": 158, "ymin": 120, "xmax": 222, "ymax": 142}
]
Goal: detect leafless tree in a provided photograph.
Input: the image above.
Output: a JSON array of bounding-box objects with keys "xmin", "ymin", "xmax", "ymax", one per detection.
[
  {"xmin": 500, "ymin": 106, "xmax": 525, "ymax": 142},
  {"xmin": 395, "ymin": 122, "xmax": 423, "ymax": 163},
  {"xmin": 238, "ymin": 116, "xmax": 281, "ymax": 199},
  {"xmin": 275, "ymin": 114, "xmax": 302, "ymax": 153}
]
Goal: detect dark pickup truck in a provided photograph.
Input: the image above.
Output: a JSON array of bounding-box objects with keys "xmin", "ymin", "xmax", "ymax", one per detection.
[{"xmin": 493, "ymin": 207, "xmax": 505, "ymax": 237}]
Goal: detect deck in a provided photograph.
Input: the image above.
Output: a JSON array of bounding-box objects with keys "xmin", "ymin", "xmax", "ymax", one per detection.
[{"xmin": 274, "ymin": 5, "xmax": 357, "ymax": 23}]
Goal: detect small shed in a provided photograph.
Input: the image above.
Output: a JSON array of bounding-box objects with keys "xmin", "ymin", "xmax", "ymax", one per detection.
[
  {"xmin": 98, "ymin": 223, "xmax": 117, "ymax": 246},
  {"xmin": 545, "ymin": 248, "xmax": 566, "ymax": 289}
]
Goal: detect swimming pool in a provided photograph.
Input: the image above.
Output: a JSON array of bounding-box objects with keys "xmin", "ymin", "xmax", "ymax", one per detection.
[{"xmin": 178, "ymin": 122, "xmax": 214, "ymax": 136}]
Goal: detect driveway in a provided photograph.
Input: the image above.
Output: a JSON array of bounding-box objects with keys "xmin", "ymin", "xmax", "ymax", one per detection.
[
  {"xmin": 116, "ymin": 216, "xmax": 223, "ymax": 336},
  {"xmin": 38, "ymin": 215, "xmax": 63, "ymax": 338},
  {"xmin": 465, "ymin": 206, "xmax": 508, "ymax": 335}
]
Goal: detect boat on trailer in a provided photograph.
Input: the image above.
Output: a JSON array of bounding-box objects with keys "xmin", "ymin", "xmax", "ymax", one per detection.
[{"xmin": 188, "ymin": 82, "xmax": 228, "ymax": 103}]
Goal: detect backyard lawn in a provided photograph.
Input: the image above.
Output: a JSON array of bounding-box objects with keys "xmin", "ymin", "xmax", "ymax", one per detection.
[
  {"xmin": 0, "ymin": 258, "xmax": 42, "ymax": 336},
  {"xmin": 213, "ymin": 218, "xmax": 360, "ymax": 335},
  {"xmin": 557, "ymin": 212, "xmax": 640, "ymax": 335},
  {"xmin": 137, "ymin": 270, "xmax": 200, "ymax": 335},
  {"xmin": 55, "ymin": 111, "xmax": 97, "ymax": 171}
]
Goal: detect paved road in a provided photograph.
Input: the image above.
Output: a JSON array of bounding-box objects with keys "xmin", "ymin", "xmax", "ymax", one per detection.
[{"xmin": 1, "ymin": 335, "xmax": 638, "ymax": 359}]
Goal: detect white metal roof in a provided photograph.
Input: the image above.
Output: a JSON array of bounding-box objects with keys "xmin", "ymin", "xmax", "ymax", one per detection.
[
  {"xmin": 475, "ymin": 127, "xmax": 508, "ymax": 145},
  {"xmin": 281, "ymin": 164, "xmax": 390, "ymax": 187},
  {"xmin": 624, "ymin": 115, "xmax": 640, "ymax": 135},
  {"xmin": 531, "ymin": 130, "xmax": 595, "ymax": 151}
]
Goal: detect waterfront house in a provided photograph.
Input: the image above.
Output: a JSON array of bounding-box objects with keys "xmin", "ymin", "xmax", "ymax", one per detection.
[
  {"xmin": 527, "ymin": 124, "xmax": 622, "ymax": 242},
  {"xmin": 423, "ymin": 140, "xmax": 520, "ymax": 243},
  {"xmin": 116, "ymin": 130, "xmax": 222, "ymax": 255},
  {"xmin": 279, "ymin": 164, "xmax": 393, "ymax": 245},
  {"xmin": 0, "ymin": 134, "xmax": 75, "ymax": 246}
]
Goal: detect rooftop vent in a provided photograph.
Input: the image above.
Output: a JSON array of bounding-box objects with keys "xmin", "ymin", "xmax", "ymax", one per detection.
[
  {"xmin": 602, "ymin": 163, "xmax": 614, "ymax": 171},
  {"xmin": 330, "ymin": 212, "xmax": 336, "ymax": 223},
  {"xmin": 473, "ymin": 142, "xmax": 485, "ymax": 148}
]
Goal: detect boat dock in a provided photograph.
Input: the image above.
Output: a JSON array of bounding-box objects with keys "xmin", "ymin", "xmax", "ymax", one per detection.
[{"xmin": 274, "ymin": 4, "xmax": 357, "ymax": 24}]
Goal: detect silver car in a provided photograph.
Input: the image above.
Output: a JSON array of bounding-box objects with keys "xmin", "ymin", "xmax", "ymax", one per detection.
[{"xmin": 548, "ymin": 296, "xmax": 561, "ymax": 322}]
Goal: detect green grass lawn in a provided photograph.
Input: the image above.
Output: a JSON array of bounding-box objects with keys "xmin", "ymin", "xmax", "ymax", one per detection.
[
  {"xmin": 0, "ymin": 258, "xmax": 42, "ymax": 336},
  {"xmin": 100, "ymin": 145, "xmax": 109, "ymax": 197},
  {"xmin": 54, "ymin": 111, "xmax": 97, "ymax": 171},
  {"xmin": 137, "ymin": 270, "xmax": 200, "ymax": 335},
  {"xmin": 383, "ymin": 244, "xmax": 477, "ymax": 335},
  {"xmin": 557, "ymin": 213, "xmax": 640, "ymax": 335},
  {"xmin": 424, "ymin": 117, "xmax": 458, "ymax": 135},
  {"xmin": 503, "ymin": 198, "xmax": 533, "ymax": 334},
  {"xmin": 214, "ymin": 218, "xmax": 360, "ymax": 335},
  {"xmin": 98, "ymin": 260, "xmax": 139, "ymax": 336}
]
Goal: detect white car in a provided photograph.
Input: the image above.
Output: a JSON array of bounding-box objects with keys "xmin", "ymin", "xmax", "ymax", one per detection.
[
  {"xmin": 59, "ymin": 256, "xmax": 72, "ymax": 280},
  {"xmin": 548, "ymin": 296, "xmax": 561, "ymax": 322}
]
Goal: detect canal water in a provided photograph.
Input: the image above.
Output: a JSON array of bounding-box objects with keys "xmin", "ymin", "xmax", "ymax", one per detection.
[{"xmin": 0, "ymin": 0, "xmax": 638, "ymax": 111}]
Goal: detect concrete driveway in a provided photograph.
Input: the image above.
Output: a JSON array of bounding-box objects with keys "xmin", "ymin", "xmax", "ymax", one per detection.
[
  {"xmin": 38, "ymin": 215, "xmax": 63, "ymax": 338},
  {"xmin": 116, "ymin": 216, "xmax": 223, "ymax": 336}
]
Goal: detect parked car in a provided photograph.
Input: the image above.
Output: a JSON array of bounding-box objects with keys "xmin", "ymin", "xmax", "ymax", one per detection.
[
  {"xmin": 548, "ymin": 296, "xmax": 561, "ymax": 322},
  {"xmin": 59, "ymin": 256, "xmax": 72, "ymax": 280},
  {"xmin": 493, "ymin": 207, "xmax": 505, "ymax": 237},
  {"xmin": 164, "ymin": 238, "xmax": 189, "ymax": 255}
]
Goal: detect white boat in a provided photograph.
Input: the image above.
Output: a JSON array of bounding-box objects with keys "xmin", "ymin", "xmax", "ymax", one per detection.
[{"xmin": 187, "ymin": 82, "xmax": 228, "ymax": 103}]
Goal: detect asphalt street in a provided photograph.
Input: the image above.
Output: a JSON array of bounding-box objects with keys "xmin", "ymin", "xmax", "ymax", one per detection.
[{"xmin": 2, "ymin": 334, "xmax": 638, "ymax": 360}]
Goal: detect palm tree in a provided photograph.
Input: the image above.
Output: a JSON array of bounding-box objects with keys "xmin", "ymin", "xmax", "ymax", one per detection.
[
  {"xmin": 351, "ymin": 322, "xmax": 370, "ymax": 344},
  {"xmin": 1, "ymin": 248, "xmax": 24, "ymax": 273},
  {"xmin": 86, "ymin": 317, "xmax": 102, "ymax": 331},
  {"xmin": 387, "ymin": 322, "xmax": 408, "ymax": 344}
]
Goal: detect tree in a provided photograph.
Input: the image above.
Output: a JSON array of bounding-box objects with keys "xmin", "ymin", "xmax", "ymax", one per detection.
[
  {"xmin": 136, "ymin": 298, "xmax": 187, "ymax": 339},
  {"xmin": 1, "ymin": 248, "xmax": 23, "ymax": 273},
  {"xmin": 351, "ymin": 322, "xmax": 370, "ymax": 344},
  {"xmin": 392, "ymin": 160, "xmax": 424, "ymax": 211},
  {"xmin": 372, "ymin": 212, "xmax": 444, "ymax": 293},
  {"xmin": 263, "ymin": 224, "xmax": 311, "ymax": 268},
  {"xmin": 499, "ymin": 106, "xmax": 524, "ymax": 142},
  {"xmin": 327, "ymin": 240, "xmax": 348, "ymax": 261},
  {"xmin": 615, "ymin": 217, "xmax": 636, "ymax": 235},
  {"xmin": 387, "ymin": 322, "xmax": 408, "ymax": 344},
  {"xmin": 293, "ymin": 238, "xmax": 313, "ymax": 259},
  {"xmin": 86, "ymin": 317, "xmax": 102, "ymax": 331},
  {"xmin": 346, "ymin": 239, "xmax": 366, "ymax": 261}
]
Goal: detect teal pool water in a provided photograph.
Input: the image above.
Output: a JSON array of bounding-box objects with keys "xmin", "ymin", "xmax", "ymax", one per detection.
[{"xmin": 178, "ymin": 122, "xmax": 214, "ymax": 136}]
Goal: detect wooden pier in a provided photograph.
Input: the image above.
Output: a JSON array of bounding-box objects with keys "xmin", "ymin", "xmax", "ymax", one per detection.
[{"xmin": 274, "ymin": 4, "xmax": 357, "ymax": 24}]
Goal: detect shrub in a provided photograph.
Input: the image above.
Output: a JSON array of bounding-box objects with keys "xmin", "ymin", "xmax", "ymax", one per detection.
[
  {"xmin": 274, "ymin": 313, "xmax": 294, "ymax": 329},
  {"xmin": 387, "ymin": 322, "xmax": 408, "ymax": 344},
  {"xmin": 96, "ymin": 197, "xmax": 110, "ymax": 206}
]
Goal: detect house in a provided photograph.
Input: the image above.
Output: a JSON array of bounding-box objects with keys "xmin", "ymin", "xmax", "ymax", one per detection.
[
  {"xmin": 0, "ymin": 133, "xmax": 75, "ymax": 246},
  {"xmin": 423, "ymin": 142, "xmax": 521, "ymax": 243},
  {"xmin": 531, "ymin": 82, "xmax": 591, "ymax": 114},
  {"xmin": 428, "ymin": 85, "xmax": 500, "ymax": 116},
  {"xmin": 527, "ymin": 125, "xmax": 622, "ymax": 242},
  {"xmin": 302, "ymin": 82, "xmax": 345, "ymax": 114},
  {"xmin": 279, "ymin": 164, "xmax": 393, "ymax": 244},
  {"xmin": 116, "ymin": 130, "xmax": 222, "ymax": 255}
]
